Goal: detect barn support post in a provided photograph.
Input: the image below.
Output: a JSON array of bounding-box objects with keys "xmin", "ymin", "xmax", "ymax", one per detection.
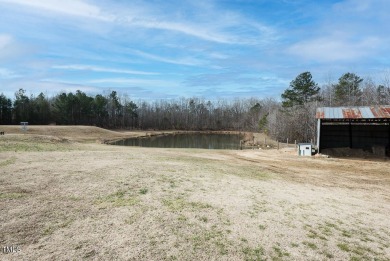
[
  {"xmin": 349, "ymin": 120, "xmax": 353, "ymax": 148},
  {"xmin": 388, "ymin": 123, "xmax": 390, "ymax": 153},
  {"xmin": 316, "ymin": 119, "xmax": 321, "ymax": 153}
]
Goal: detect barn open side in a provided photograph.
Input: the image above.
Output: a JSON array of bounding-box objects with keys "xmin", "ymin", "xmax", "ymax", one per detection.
[{"xmin": 316, "ymin": 106, "xmax": 390, "ymax": 157}]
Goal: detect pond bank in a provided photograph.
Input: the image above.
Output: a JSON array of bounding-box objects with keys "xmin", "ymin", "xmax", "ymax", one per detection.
[
  {"xmin": 104, "ymin": 130, "xmax": 255, "ymax": 144},
  {"xmin": 0, "ymin": 125, "xmax": 277, "ymax": 148},
  {"xmin": 109, "ymin": 132, "xmax": 244, "ymax": 150}
]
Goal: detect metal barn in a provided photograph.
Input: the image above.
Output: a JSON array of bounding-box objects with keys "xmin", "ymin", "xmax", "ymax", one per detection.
[{"xmin": 316, "ymin": 106, "xmax": 390, "ymax": 157}]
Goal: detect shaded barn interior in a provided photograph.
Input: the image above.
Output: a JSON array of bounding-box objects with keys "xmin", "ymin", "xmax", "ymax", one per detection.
[{"xmin": 316, "ymin": 106, "xmax": 390, "ymax": 157}]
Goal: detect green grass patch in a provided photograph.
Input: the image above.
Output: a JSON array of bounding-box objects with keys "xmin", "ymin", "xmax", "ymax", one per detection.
[
  {"xmin": 0, "ymin": 142, "xmax": 68, "ymax": 152},
  {"xmin": 199, "ymin": 216, "xmax": 208, "ymax": 223},
  {"xmin": 0, "ymin": 156, "xmax": 16, "ymax": 167},
  {"xmin": 323, "ymin": 252, "xmax": 334, "ymax": 259},
  {"xmin": 230, "ymin": 165, "xmax": 272, "ymax": 181},
  {"xmin": 161, "ymin": 155, "xmax": 272, "ymax": 181},
  {"xmin": 43, "ymin": 218, "xmax": 74, "ymax": 236},
  {"xmin": 303, "ymin": 241, "xmax": 318, "ymax": 250},
  {"xmin": 351, "ymin": 244, "xmax": 377, "ymax": 257},
  {"xmin": 125, "ymin": 209, "xmax": 146, "ymax": 225},
  {"xmin": 95, "ymin": 190, "xmax": 139, "ymax": 207},
  {"xmin": 342, "ymin": 229, "xmax": 352, "ymax": 238},
  {"xmin": 304, "ymin": 224, "xmax": 329, "ymax": 242},
  {"xmin": 320, "ymin": 225, "xmax": 333, "ymax": 236},
  {"xmin": 337, "ymin": 243, "xmax": 350, "ymax": 252},
  {"xmin": 0, "ymin": 192, "xmax": 27, "ymax": 200},
  {"xmin": 139, "ymin": 188, "xmax": 148, "ymax": 194},
  {"xmin": 83, "ymin": 250, "xmax": 96, "ymax": 258},
  {"xmin": 42, "ymin": 226, "xmax": 55, "ymax": 236},
  {"xmin": 248, "ymin": 200, "xmax": 269, "ymax": 217},
  {"xmin": 189, "ymin": 201, "xmax": 212, "ymax": 209},
  {"xmin": 0, "ymin": 137, "xmax": 76, "ymax": 152},
  {"xmin": 360, "ymin": 236, "xmax": 374, "ymax": 242},
  {"xmin": 215, "ymin": 241, "xmax": 228, "ymax": 255},
  {"xmin": 336, "ymin": 242, "xmax": 375, "ymax": 258},
  {"xmin": 258, "ymin": 224, "xmax": 266, "ymax": 230},
  {"xmin": 69, "ymin": 196, "xmax": 82, "ymax": 201},
  {"xmin": 162, "ymin": 197, "xmax": 187, "ymax": 212},
  {"xmin": 191, "ymin": 227, "xmax": 229, "ymax": 255},
  {"xmin": 177, "ymin": 214, "xmax": 188, "ymax": 222},
  {"xmin": 169, "ymin": 180, "xmax": 177, "ymax": 188},
  {"xmin": 291, "ymin": 243, "xmax": 299, "ymax": 248},
  {"xmin": 325, "ymin": 221, "xmax": 339, "ymax": 230},
  {"xmin": 272, "ymin": 246, "xmax": 290, "ymax": 258},
  {"xmin": 307, "ymin": 229, "xmax": 318, "ymax": 239},
  {"xmin": 242, "ymin": 246, "xmax": 266, "ymax": 261},
  {"xmin": 162, "ymin": 197, "xmax": 212, "ymax": 212}
]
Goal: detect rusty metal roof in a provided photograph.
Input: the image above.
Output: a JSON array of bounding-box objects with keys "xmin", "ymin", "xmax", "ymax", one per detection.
[{"xmin": 316, "ymin": 106, "xmax": 390, "ymax": 119}]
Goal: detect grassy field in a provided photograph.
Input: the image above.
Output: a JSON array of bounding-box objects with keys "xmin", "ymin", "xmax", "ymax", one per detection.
[{"xmin": 0, "ymin": 126, "xmax": 389, "ymax": 260}]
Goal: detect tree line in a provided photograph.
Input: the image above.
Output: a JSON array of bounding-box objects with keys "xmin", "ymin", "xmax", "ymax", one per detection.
[
  {"xmin": 1, "ymin": 72, "xmax": 390, "ymax": 143},
  {"xmin": 0, "ymin": 89, "xmax": 273, "ymax": 131}
]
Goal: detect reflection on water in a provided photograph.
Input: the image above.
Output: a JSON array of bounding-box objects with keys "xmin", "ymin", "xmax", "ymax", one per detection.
[{"xmin": 111, "ymin": 133, "xmax": 242, "ymax": 150}]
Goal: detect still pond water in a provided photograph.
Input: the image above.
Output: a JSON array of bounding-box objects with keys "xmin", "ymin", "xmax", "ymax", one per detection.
[{"xmin": 111, "ymin": 133, "xmax": 243, "ymax": 150}]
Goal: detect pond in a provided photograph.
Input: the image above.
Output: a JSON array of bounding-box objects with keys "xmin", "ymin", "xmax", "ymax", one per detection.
[{"xmin": 111, "ymin": 133, "xmax": 243, "ymax": 150}]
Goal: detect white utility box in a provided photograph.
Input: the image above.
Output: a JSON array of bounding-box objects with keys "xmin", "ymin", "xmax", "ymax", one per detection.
[{"xmin": 298, "ymin": 143, "xmax": 313, "ymax": 156}]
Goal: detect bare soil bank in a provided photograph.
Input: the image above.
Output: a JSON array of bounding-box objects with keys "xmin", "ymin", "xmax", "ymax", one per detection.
[
  {"xmin": 0, "ymin": 125, "xmax": 148, "ymax": 143},
  {"xmin": 0, "ymin": 126, "xmax": 389, "ymax": 260}
]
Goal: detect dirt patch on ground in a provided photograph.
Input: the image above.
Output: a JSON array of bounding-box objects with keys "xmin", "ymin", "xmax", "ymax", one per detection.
[{"xmin": 0, "ymin": 127, "xmax": 389, "ymax": 260}]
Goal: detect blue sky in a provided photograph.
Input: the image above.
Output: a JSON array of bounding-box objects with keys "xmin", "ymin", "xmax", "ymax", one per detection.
[{"xmin": 0, "ymin": 0, "xmax": 389, "ymax": 100}]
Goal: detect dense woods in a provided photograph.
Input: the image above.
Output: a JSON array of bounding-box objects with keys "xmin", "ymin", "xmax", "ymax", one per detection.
[{"xmin": 1, "ymin": 72, "xmax": 390, "ymax": 143}]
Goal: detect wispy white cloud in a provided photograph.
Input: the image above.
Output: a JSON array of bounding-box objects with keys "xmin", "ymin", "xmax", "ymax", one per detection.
[
  {"xmin": 333, "ymin": 0, "xmax": 377, "ymax": 13},
  {"xmin": 0, "ymin": 0, "xmax": 110, "ymax": 20},
  {"xmin": 88, "ymin": 78, "xmax": 180, "ymax": 88},
  {"xmin": 0, "ymin": 68, "xmax": 21, "ymax": 79},
  {"xmin": 39, "ymin": 78, "xmax": 180, "ymax": 99},
  {"xmin": 119, "ymin": 9, "xmax": 276, "ymax": 45},
  {"xmin": 286, "ymin": 0, "xmax": 388, "ymax": 64},
  {"xmin": 38, "ymin": 81, "xmax": 101, "ymax": 94},
  {"xmin": 0, "ymin": 34, "xmax": 12, "ymax": 49},
  {"xmin": 0, "ymin": 0, "xmax": 275, "ymax": 45},
  {"xmin": 131, "ymin": 50, "xmax": 205, "ymax": 67},
  {"xmin": 208, "ymin": 52, "xmax": 230, "ymax": 60},
  {"xmin": 52, "ymin": 64, "xmax": 159, "ymax": 75},
  {"xmin": 185, "ymin": 71, "xmax": 289, "ymax": 88},
  {"xmin": 0, "ymin": 34, "xmax": 32, "ymax": 62},
  {"xmin": 127, "ymin": 19, "xmax": 236, "ymax": 44},
  {"xmin": 288, "ymin": 36, "xmax": 381, "ymax": 62},
  {"xmin": 1, "ymin": 79, "xmax": 101, "ymax": 98}
]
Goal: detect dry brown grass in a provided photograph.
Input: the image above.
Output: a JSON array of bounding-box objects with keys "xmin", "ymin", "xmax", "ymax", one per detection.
[
  {"xmin": 0, "ymin": 125, "xmax": 148, "ymax": 143},
  {"xmin": 0, "ymin": 126, "xmax": 389, "ymax": 260}
]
